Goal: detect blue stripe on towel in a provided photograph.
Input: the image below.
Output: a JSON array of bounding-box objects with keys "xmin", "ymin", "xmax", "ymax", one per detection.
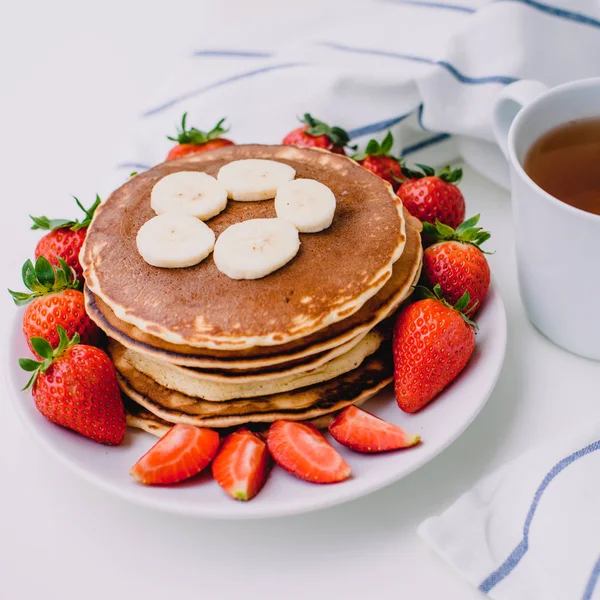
[
  {"xmin": 347, "ymin": 113, "xmax": 412, "ymax": 139},
  {"xmin": 401, "ymin": 133, "xmax": 452, "ymax": 156},
  {"xmin": 320, "ymin": 42, "xmax": 518, "ymax": 85},
  {"xmin": 193, "ymin": 49, "xmax": 274, "ymax": 58},
  {"xmin": 385, "ymin": 0, "xmax": 476, "ymax": 12},
  {"xmin": 116, "ymin": 162, "xmax": 152, "ymax": 170},
  {"xmin": 497, "ymin": 0, "xmax": 600, "ymax": 29},
  {"xmin": 582, "ymin": 556, "xmax": 600, "ymax": 600},
  {"xmin": 479, "ymin": 439, "xmax": 600, "ymax": 594},
  {"xmin": 142, "ymin": 62, "xmax": 306, "ymax": 117}
]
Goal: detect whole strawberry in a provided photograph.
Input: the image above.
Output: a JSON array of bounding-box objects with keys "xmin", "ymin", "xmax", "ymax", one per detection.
[
  {"xmin": 353, "ymin": 131, "xmax": 404, "ymax": 189},
  {"xmin": 19, "ymin": 326, "xmax": 126, "ymax": 445},
  {"xmin": 422, "ymin": 215, "xmax": 491, "ymax": 314},
  {"xmin": 393, "ymin": 285, "xmax": 476, "ymax": 413},
  {"xmin": 9, "ymin": 256, "xmax": 101, "ymax": 357},
  {"xmin": 282, "ymin": 113, "xmax": 350, "ymax": 155},
  {"xmin": 397, "ymin": 165, "xmax": 465, "ymax": 229},
  {"xmin": 31, "ymin": 195, "xmax": 100, "ymax": 280},
  {"xmin": 166, "ymin": 113, "xmax": 233, "ymax": 161}
]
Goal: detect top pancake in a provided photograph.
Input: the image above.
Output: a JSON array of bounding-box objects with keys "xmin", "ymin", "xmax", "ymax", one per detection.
[{"xmin": 81, "ymin": 145, "xmax": 406, "ymax": 350}]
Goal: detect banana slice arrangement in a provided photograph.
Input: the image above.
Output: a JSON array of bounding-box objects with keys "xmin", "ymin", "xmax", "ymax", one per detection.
[
  {"xmin": 151, "ymin": 171, "xmax": 227, "ymax": 220},
  {"xmin": 136, "ymin": 159, "xmax": 336, "ymax": 279}
]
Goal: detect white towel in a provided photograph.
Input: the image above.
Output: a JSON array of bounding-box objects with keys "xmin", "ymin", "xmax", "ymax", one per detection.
[
  {"xmin": 419, "ymin": 421, "xmax": 600, "ymax": 599},
  {"xmin": 109, "ymin": 0, "xmax": 600, "ymax": 196}
]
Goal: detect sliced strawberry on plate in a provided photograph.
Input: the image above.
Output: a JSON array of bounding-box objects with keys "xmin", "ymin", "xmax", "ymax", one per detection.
[
  {"xmin": 267, "ymin": 420, "xmax": 351, "ymax": 484},
  {"xmin": 130, "ymin": 424, "xmax": 220, "ymax": 485},
  {"xmin": 212, "ymin": 428, "xmax": 271, "ymax": 501},
  {"xmin": 329, "ymin": 406, "xmax": 420, "ymax": 453}
]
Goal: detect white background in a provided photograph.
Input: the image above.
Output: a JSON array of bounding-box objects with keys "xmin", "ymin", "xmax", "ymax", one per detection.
[{"xmin": 1, "ymin": 1, "xmax": 599, "ymax": 599}]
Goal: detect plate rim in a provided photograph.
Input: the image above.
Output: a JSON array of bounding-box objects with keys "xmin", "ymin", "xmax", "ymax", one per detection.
[{"xmin": 4, "ymin": 283, "xmax": 507, "ymax": 519}]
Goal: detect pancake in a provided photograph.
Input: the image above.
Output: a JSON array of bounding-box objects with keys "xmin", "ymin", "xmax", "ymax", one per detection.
[
  {"xmin": 84, "ymin": 212, "xmax": 422, "ymax": 369},
  {"xmin": 115, "ymin": 348, "xmax": 393, "ymax": 428},
  {"xmin": 108, "ymin": 329, "xmax": 383, "ymax": 401},
  {"xmin": 123, "ymin": 396, "xmax": 362, "ymax": 437},
  {"xmin": 81, "ymin": 144, "xmax": 406, "ymax": 350}
]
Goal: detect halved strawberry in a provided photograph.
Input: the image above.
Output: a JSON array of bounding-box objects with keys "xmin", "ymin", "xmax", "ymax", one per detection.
[
  {"xmin": 267, "ymin": 420, "xmax": 351, "ymax": 484},
  {"xmin": 130, "ymin": 424, "xmax": 220, "ymax": 485},
  {"xmin": 329, "ymin": 406, "xmax": 420, "ymax": 453},
  {"xmin": 212, "ymin": 429, "xmax": 271, "ymax": 501}
]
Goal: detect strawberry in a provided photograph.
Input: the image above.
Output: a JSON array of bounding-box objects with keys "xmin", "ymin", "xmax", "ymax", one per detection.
[
  {"xmin": 19, "ymin": 326, "xmax": 126, "ymax": 445},
  {"xmin": 212, "ymin": 428, "xmax": 271, "ymax": 501},
  {"xmin": 31, "ymin": 195, "xmax": 100, "ymax": 280},
  {"xmin": 131, "ymin": 423, "xmax": 220, "ymax": 485},
  {"xmin": 9, "ymin": 256, "xmax": 101, "ymax": 357},
  {"xmin": 422, "ymin": 215, "xmax": 491, "ymax": 314},
  {"xmin": 393, "ymin": 285, "xmax": 476, "ymax": 413},
  {"xmin": 282, "ymin": 113, "xmax": 350, "ymax": 155},
  {"xmin": 166, "ymin": 113, "xmax": 233, "ymax": 161},
  {"xmin": 329, "ymin": 406, "xmax": 420, "ymax": 453},
  {"xmin": 353, "ymin": 131, "xmax": 404, "ymax": 189},
  {"xmin": 267, "ymin": 420, "xmax": 351, "ymax": 484},
  {"xmin": 396, "ymin": 164, "xmax": 465, "ymax": 229}
]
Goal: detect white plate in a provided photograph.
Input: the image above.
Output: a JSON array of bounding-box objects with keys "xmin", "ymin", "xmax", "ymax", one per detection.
[{"xmin": 6, "ymin": 285, "xmax": 506, "ymax": 519}]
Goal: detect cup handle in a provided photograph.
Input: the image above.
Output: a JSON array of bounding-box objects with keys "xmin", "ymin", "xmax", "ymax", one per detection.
[{"xmin": 492, "ymin": 80, "xmax": 548, "ymax": 158}]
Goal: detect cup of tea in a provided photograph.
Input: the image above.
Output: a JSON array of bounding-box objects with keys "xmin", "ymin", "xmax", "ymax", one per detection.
[{"xmin": 493, "ymin": 77, "xmax": 600, "ymax": 360}]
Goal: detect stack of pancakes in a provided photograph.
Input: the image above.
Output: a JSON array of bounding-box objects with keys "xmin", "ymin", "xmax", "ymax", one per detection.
[{"xmin": 81, "ymin": 145, "xmax": 423, "ymax": 436}]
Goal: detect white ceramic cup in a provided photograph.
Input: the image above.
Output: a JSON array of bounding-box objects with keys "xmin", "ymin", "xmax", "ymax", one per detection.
[{"xmin": 493, "ymin": 77, "xmax": 600, "ymax": 361}]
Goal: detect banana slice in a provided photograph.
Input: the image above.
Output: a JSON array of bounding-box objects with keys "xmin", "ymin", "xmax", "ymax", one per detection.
[
  {"xmin": 151, "ymin": 171, "xmax": 228, "ymax": 220},
  {"xmin": 217, "ymin": 159, "xmax": 296, "ymax": 201},
  {"xmin": 136, "ymin": 213, "xmax": 215, "ymax": 268},
  {"xmin": 274, "ymin": 178, "xmax": 336, "ymax": 233},
  {"xmin": 214, "ymin": 218, "xmax": 300, "ymax": 279}
]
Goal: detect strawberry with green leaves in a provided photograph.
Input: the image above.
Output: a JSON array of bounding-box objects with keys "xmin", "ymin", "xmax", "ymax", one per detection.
[
  {"xmin": 31, "ymin": 195, "xmax": 100, "ymax": 280},
  {"xmin": 396, "ymin": 164, "xmax": 465, "ymax": 229},
  {"xmin": 282, "ymin": 113, "xmax": 351, "ymax": 155},
  {"xmin": 20, "ymin": 326, "xmax": 126, "ymax": 445},
  {"xmin": 166, "ymin": 113, "xmax": 233, "ymax": 161},
  {"xmin": 9, "ymin": 256, "xmax": 101, "ymax": 357},
  {"xmin": 393, "ymin": 285, "xmax": 476, "ymax": 413},
  {"xmin": 422, "ymin": 215, "xmax": 491, "ymax": 314},
  {"xmin": 353, "ymin": 131, "xmax": 404, "ymax": 189}
]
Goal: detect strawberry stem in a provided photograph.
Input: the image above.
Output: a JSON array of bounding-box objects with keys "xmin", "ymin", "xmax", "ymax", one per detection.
[
  {"xmin": 8, "ymin": 256, "xmax": 82, "ymax": 306},
  {"xmin": 30, "ymin": 195, "xmax": 101, "ymax": 232},
  {"xmin": 301, "ymin": 113, "xmax": 351, "ymax": 148},
  {"xmin": 352, "ymin": 131, "xmax": 396, "ymax": 161},
  {"xmin": 167, "ymin": 113, "xmax": 229, "ymax": 145},
  {"xmin": 416, "ymin": 284, "xmax": 478, "ymax": 328},
  {"xmin": 19, "ymin": 326, "xmax": 80, "ymax": 389},
  {"xmin": 421, "ymin": 214, "xmax": 492, "ymax": 251}
]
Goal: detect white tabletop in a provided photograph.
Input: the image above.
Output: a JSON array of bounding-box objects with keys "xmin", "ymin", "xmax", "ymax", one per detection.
[{"xmin": 2, "ymin": 2, "xmax": 600, "ymax": 599}]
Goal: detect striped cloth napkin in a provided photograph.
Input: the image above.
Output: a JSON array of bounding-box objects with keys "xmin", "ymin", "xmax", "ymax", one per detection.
[
  {"xmin": 111, "ymin": 2, "xmax": 600, "ymax": 597},
  {"xmin": 419, "ymin": 421, "xmax": 600, "ymax": 600},
  {"xmin": 109, "ymin": 0, "xmax": 600, "ymax": 196}
]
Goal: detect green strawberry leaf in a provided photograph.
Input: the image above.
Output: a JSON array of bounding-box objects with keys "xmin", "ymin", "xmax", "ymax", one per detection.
[
  {"xmin": 19, "ymin": 326, "xmax": 80, "ymax": 390},
  {"xmin": 35, "ymin": 256, "xmax": 56, "ymax": 289},
  {"xmin": 415, "ymin": 163, "xmax": 435, "ymax": 177},
  {"xmin": 30, "ymin": 336, "xmax": 53, "ymax": 359},
  {"xmin": 301, "ymin": 114, "xmax": 351, "ymax": 148},
  {"xmin": 416, "ymin": 284, "xmax": 478, "ymax": 328},
  {"xmin": 168, "ymin": 113, "xmax": 229, "ymax": 145},
  {"xmin": 423, "ymin": 215, "xmax": 492, "ymax": 251},
  {"xmin": 380, "ymin": 131, "xmax": 394, "ymax": 155},
  {"xmin": 30, "ymin": 195, "xmax": 101, "ymax": 231},
  {"xmin": 19, "ymin": 358, "xmax": 41, "ymax": 372},
  {"xmin": 8, "ymin": 256, "xmax": 81, "ymax": 306},
  {"xmin": 438, "ymin": 166, "xmax": 463, "ymax": 184}
]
